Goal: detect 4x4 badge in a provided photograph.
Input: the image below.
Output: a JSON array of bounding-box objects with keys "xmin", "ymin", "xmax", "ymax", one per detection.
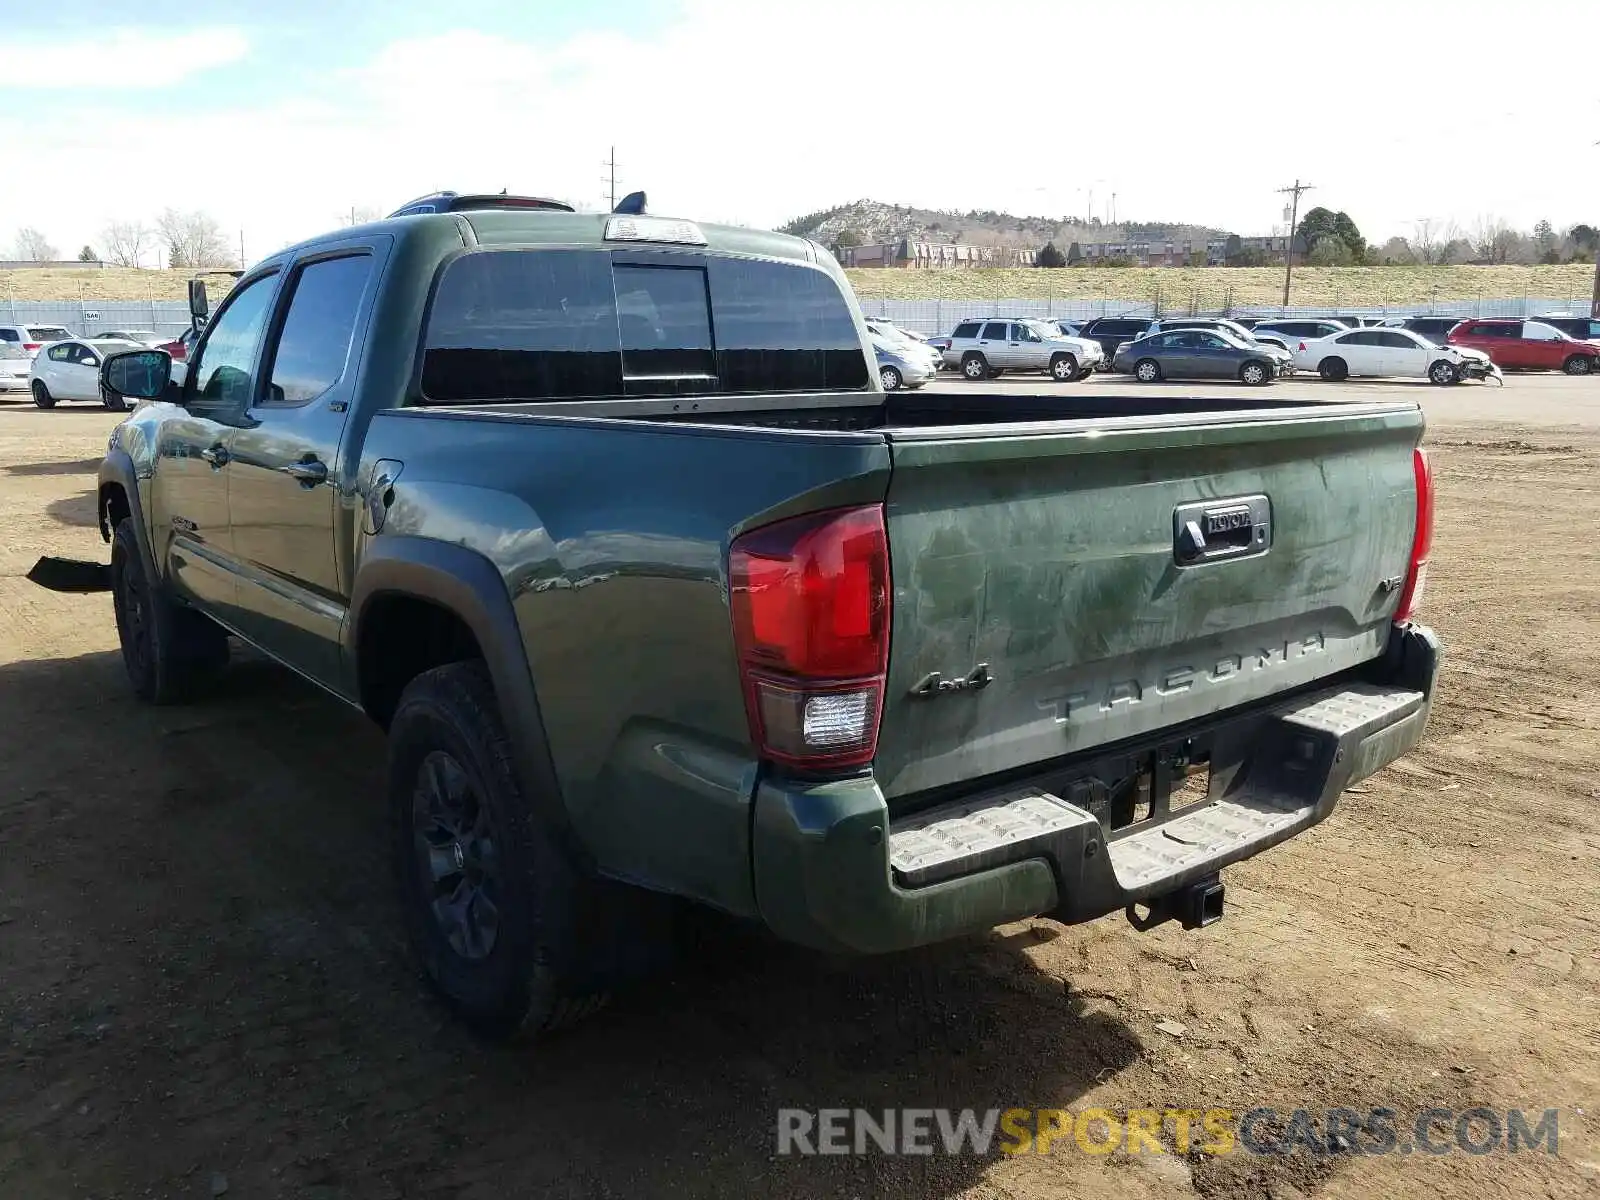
[{"xmin": 909, "ymin": 663, "xmax": 993, "ymax": 699}]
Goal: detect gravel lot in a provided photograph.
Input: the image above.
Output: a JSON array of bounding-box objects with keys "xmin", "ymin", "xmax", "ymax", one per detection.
[{"xmin": 0, "ymin": 377, "xmax": 1596, "ymax": 1199}]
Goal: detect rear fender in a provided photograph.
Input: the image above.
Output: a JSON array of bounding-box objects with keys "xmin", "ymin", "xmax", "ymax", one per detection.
[{"xmin": 346, "ymin": 535, "xmax": 585, "ymax": 861}]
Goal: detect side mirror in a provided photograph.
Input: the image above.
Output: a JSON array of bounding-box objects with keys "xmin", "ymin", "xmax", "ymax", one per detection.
[
  {"xmin": 103, "ymin": 349, "xmax": 172, "ymax": 402},
  {"xmin": 188, "ymin": 279, "xmax": 209, "ymax": 320}
]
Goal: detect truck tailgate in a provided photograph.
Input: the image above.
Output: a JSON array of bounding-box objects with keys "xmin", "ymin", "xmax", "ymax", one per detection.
[{"xmin": 873, "ymin": 403, "xmax": 1423, "ymax": 801}]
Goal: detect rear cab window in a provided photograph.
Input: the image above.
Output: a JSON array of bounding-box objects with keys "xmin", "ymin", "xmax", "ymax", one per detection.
[{"xmin": 419, "ymin": 249, "xmax": 868, "ymax": 402}]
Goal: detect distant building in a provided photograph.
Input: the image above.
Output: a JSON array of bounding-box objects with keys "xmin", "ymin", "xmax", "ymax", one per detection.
[
  {"xmin": 836, "ymin": 240, "xmax": 1037, "ymax": 268},
  {"xmin": 1066, "ymin": 234, "xmax": 1304, "ymax": 267}
]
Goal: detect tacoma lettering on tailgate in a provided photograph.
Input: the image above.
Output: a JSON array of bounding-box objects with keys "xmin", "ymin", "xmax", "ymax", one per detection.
[{"xmin": 1037, "ymin": 632, "xmax": 1327, "ymax": 723}]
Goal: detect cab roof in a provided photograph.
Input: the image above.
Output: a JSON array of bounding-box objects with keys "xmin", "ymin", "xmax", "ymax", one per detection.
[{"xmin": 270, "ymin": 207, "xmax": 823, "ymax": 269}]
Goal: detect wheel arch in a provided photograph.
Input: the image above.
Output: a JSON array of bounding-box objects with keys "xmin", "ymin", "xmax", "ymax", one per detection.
[
  {"xmin": 98, "ymin": 449, "xmax": 159, "ymax": 582},
  {"xmin": 347, "ymin": 536, "xmax": 583, "ymax": 857}
]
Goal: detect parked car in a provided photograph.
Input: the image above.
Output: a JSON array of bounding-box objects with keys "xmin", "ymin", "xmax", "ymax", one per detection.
[
  {"xmin": 865, "ymin": 319, "xmax": 940, "ymax": 371},
  {"xmin": 1533, "ymin": 313, "xmax": 1600, "ymax": 343},
  {"xmin": 1448, "ymin": 318, "xmax": 1600, "ymax": 374},
  {"xmin": 1292, "ymin": 327, "xmax": 1499, "ymax": 384},
  {"xmin": 1077, "ymin": 316, "xmax": 1159, "ymax": 365},
  {"xmin": 1230, "ymin": 317, "xmax": 1268, "ymax": 330},
  {"xmin": 1331, "ymin": 315, "xmax": 1382, "ymax": 329},
  {"xmin": 925, "ymin": 334, "xmax": 952, "ymax": 366},
  {"xmin": 0, "ymin": 343, "xmax": 31, "ymax": 392},
  {"xmin": 942, "ymin": 318, "xmax": 1103, "ymax": 381},
  {"xmin": 1113, "ymin": 328, "xmax": 1291, "ymax": 384},
  {"xmin": 0, "ymin": 323, "xmax": 74, "ymax": 357},
  {"xmin": 157, "ymin": 326, "xmax": 202, "ymax": 362},
  {"xmin": 29, "ymin": 338, "xmax": 141, "ymax": 409},
  {"xmin": 873, "ymin": 336, "xmax": 935, "ymax": 391},
  {"xmin": 94, "ymin": 329, "xmax": 167, "ymax": 347},
  {"xmin": 82, "ymin": 197, "xmax": 1441, "ymax": 1038},
  {"xmin": 1249, "ymin": 319, "xmax": 1350, "ymax": 350},
  {"xmin": 1046, "ymin": 319, "xmax": 1084, "ymax": 337},
  {"xmin": 1150, "ymin": 318, "xmax": 1263, "ymax": 344},
  {"xmin": 1379, "ymin": 315, "xmax": 1465, "ymax": 346}
]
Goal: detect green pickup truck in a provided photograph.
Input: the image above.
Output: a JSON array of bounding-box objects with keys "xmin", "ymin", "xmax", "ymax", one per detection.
[{"xmin": 89, "ymin": 196, "xmax": 1441, "ymax": 1038}]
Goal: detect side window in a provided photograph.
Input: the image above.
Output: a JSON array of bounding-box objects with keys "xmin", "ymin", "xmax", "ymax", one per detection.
[
  {"xmin": 1522, "ymin": 321, "xmax": 1562, "ymax": 341},
  {"xmin": 980, "ymin": 322, "xmax": 1007, "ymax": 340},
  {"xmin": 1199, "ymin": 334, "xmax": 1227, "ymax": 349},
  {"xmin": 47, "ymin": 344, "xmax": 71, "ymax": 362},
  {"xmin": 1017, "ymin": 324, "xmax": 1042, "ymax": 343},
  {"xmin": 187, "ymin": 274, "xmax": 278, "ymax": 418},
  {"xmin": 952, "ymin": 322, "xmax": 981, "ymax": 339},
  {"xmin": 75, "ymin": 344, "xmax": 101, "ymax": 366},
  {"xmin": 262, "ymin": 255, "xmax": 373, "ymax": 407},
  {"xmin": 0, "ymin": 330, "xmax": 17, "ymax": 343}
]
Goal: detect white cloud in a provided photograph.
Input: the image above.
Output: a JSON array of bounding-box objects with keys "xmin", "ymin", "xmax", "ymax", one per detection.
[
  {"xmin": 2, "ymin": 0, "xmax": 1598, "ymax": 262},
  {"xmin": 2, "ymin": 28, "xmax": 250, "ymax": 89}
]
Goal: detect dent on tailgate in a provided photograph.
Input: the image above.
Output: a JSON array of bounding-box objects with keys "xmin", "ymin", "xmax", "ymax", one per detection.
[{"xmin": 871, "ymin": 406, "xmax": 1424, "ymax": 802}]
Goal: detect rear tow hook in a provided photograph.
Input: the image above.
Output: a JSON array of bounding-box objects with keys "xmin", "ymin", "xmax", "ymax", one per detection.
[{"xmin": 1125, "ymin": 875, "xmax": 1225, "ymax": 932}]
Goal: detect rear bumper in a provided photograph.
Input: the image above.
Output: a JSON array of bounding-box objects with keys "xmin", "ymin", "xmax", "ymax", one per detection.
[{"xmin": 751, "ymin": 623, "xmax": 1441, "ymax": 955}]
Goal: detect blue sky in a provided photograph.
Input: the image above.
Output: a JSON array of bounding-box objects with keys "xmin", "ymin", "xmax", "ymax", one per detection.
[{"xmin": 4, "ymin": 0, "xmax": 1599, "ymax": 265}]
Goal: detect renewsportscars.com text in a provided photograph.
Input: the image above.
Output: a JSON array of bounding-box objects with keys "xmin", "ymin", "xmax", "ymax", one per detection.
[{"xmin": 776, "ymin": 1106, "xmax": 1560, "ymax": 1158}]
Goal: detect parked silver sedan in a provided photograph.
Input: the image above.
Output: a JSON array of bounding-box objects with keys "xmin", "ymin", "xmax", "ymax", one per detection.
[{"xmin": 873, "ymin": 337, "xmax": 936, "ymax": 391}]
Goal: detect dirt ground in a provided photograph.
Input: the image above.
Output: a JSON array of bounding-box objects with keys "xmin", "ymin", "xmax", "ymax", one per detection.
[{"xmin": 0, "ymin": 380, "xmax": 1596, "ymax": 1199}]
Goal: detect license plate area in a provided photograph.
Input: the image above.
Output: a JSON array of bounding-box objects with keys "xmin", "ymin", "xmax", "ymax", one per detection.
[{"xmin": 1030, "ymin": 733, "xmax": 1218, "ymax": 837}]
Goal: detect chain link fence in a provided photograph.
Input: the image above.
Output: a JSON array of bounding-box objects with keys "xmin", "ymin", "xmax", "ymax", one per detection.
[{"xmin": 3, "ymin": 293, "xmax": 1590, "ymax": 343}]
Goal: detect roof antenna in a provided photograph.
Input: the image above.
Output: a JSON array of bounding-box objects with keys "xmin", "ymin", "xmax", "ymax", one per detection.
[{"xmin": 613, "ymin": 190, "xmax": 647, "ymax": 215}]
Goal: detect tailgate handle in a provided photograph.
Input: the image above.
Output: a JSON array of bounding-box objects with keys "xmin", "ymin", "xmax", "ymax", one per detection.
[{"xmin": 1174, "ymin": 496, "xmax": 1271, "ymax": 566}]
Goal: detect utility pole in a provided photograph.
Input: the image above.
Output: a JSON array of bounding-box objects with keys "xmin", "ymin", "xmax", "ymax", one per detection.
[
  {"xmin": 239, "ymin": 229, "xmax": 246, "ymax": 269},
  {"xmin": 602, "ymin": 145, "xmax": 619, "ymax": 211},
  {"xmin": 1277, "ymin": 179, "xmax": 1313, "ymax": 306}
]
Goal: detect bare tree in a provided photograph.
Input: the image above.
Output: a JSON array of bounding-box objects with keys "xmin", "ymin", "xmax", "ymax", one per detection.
[
  {"xmin": 1470, "ymin": 215, "xmax": 1520, "ymax": 265},
  {"xmin": 156, "ymin": 208, "xmax": 232, "ymax": 268},
  {"xmin": 1409, "ymin": 218, "xmax": 1467, "ymax": 266},
  {"xmin": 12, "ymin": 227, "xmax": 58, "ymax": 261},
  {"xmin": 102, "ymin": 221, "xmax": 151, "ymax": 268}
]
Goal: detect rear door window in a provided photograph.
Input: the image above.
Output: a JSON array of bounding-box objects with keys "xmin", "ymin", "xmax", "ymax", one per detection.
[{"xmin": 263, "ymin": 254, "xmax": 374, "ymax": 407}]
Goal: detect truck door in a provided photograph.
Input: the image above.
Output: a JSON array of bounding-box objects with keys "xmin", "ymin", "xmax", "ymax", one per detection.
[
  {"xmin": 149, "ymin": 271, "xmax": 281, "ymax": 622},
  {"xmin": 225, "ymin": 246, "xmax": 381, "ymax": 688}
]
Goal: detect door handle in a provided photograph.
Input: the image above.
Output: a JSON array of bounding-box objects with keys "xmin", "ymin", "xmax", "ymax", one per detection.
[
  {"xmin": 199, "ymin": 445, "xmax": 228, "ymax": 467},
  {"xmin": 278, "ymin": 458, "xmax": 328, "ymax": 485}
]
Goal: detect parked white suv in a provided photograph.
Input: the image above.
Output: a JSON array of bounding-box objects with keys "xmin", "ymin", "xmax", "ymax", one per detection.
[
  {"xmin": 942, "ymin": 318, "xmax": 1104, "ymax": 381},
  {"xmin": 0, "ymin": 323, "xmax": 75, "ymax": 357}
]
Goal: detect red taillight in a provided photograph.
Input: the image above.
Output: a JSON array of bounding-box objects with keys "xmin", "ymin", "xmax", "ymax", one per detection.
[
  {"xmin": 729, "ymin": 505, "xmax": 890, "ymax": 768},
  {"xmin": 1394, "ymin": 448, "xmax": 1433, "ymax": 622},
  {"xmin": 23, "ymin": 343, "xmax": 40, "ymax": 351}
]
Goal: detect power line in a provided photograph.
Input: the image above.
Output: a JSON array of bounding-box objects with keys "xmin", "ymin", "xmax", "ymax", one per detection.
[
  {"xmin": 1276, "ymin": 180, "xmax": 1313, "ymax": 306},
  {"xmin": 602, "ymin": 145, "xmax": 619, "ymax": 211}
]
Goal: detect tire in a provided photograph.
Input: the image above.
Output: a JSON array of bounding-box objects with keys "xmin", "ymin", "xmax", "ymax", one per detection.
[
  {"xmin": 1563, "ymin": 354, "xmax": 1593, "ymax": 376},
  {"xmin": 1429, "ymin": 359, "xmax": 1460, "ymax": 386},
  {"xmin": 110, "ymin": 517, "xmax": 229, "ymax": 704},
  {"xmin": 101, "ymin": 385, "xmax": 128, "ymax": 412},
  {"xmin": 1239, "ymin": 361, "xmax": 1272, "ymax": 386},
  {"xmin": 1049, "ymin": 353, "xmax": 1079, "ymax": 382},
  {"xmin": 1134, "ymin": 358, "xmax": 1161, "ymax": 383},
  {"xmin": 961, "ymin": 353, "xmax": 989, "ymax": 381},
  {"xmin": 986, "ymin": 368, "xmax": 1004, "ymax": 379},
  {"xmin": 1318, "ymin": 357, "xmax": 1348, "ymax": 382},
  {"xmin": 879, "ymin": 365, "xmax": 902, "ymax": 391},
  {"xmin": 390, "ymin": 661, "xmax": 623, "ymax": 1039},
  {"xmin": 31, "ymin": 380, "xmax": 56, "ymax": 409}
]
